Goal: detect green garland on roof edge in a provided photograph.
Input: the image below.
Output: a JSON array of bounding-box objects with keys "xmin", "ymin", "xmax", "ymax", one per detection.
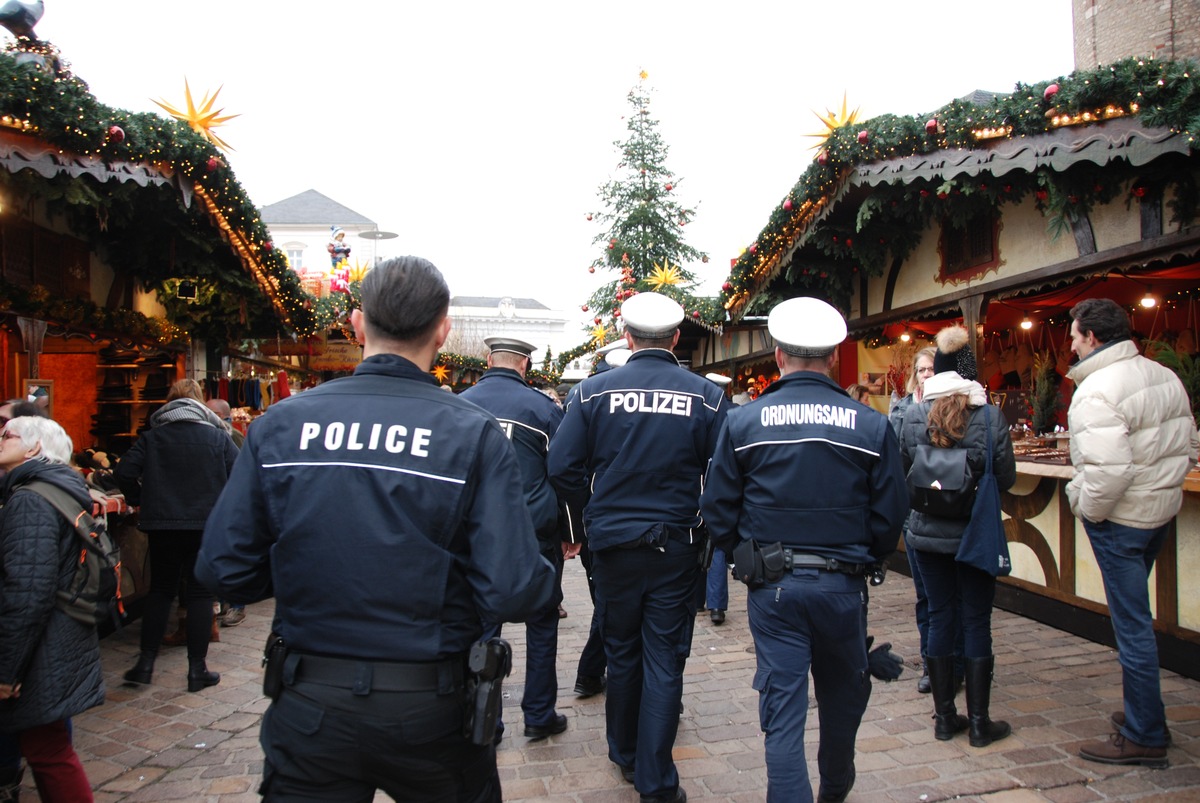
[
  {"xmin": 0, "ymin": 41, "xmax": 326, "ymax": 338},
  {"xmin": 723, "ymin": 56, "xmax": 1200, "ymax": 316}
]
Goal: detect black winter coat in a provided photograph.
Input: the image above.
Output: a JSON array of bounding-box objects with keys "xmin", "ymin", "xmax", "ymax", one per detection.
[
  {"xmin": 0, "ymin": 459, "xmax": 105, "ymax": 732},
  {"xmin": 898, "ymin": 401, "xmax": 1017, "ymax": 554},
  {"xmin": 115, "ymin": 402, "xmax": 239, "ymax": 531}
]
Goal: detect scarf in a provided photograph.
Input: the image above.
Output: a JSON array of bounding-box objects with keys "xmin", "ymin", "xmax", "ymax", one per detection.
[{"xmin": 150, "ymin": 397, "xmax": 225, "ymax": 429}]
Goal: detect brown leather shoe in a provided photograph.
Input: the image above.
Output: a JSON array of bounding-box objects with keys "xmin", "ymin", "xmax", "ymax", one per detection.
[
  {"xmin": 1110, "ymin": 711, "xmax": 1172, "ymax": 747},
  {"xmin": 1079, "ymin": 733, "xmax": 1168, "ymax": 768}
]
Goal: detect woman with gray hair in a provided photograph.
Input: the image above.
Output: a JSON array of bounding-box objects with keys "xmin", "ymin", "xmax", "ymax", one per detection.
[
  {"xmin": 116, "ymin": 379, "xmax": 239, "ymax": 693},
  {"xmin": 0, "ymin": 415, "xmax": 103, "ymax": 800}
]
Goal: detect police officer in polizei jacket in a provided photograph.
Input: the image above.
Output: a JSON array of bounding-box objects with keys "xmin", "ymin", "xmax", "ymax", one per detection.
[
  {"xmin": 700, "ymin": 297, "xmax": 908, "ymax": 803},
  {"xmin": 460, "ymin": 335, "xmax": 581, "ymax": 743},
  {"xmin": 548, "ymin": 291, "xmax": 728, "ymax": 803},
  {"xmin": 195, "ymin": 256, "xmax": 557, "ymax": 803}
]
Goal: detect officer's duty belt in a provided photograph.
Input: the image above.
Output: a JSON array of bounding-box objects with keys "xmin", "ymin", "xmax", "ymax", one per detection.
[
  {"xmin": 783, "ymin": 549, "xmax": 867, "ymax": 576},
  {"xmin": 292, "ymin": 652, "xmax": 462, "ymax": 692}
]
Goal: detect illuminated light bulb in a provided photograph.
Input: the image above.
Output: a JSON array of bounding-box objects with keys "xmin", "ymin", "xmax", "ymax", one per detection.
[
  {"xmin": 1141, "ymin": 293, "xmax": 1157, "ymax": 309},
  {"xmin": 1020, "ymin": 318, "xmax": 1033, "ymax": 330},
  {"xmin": 900, "ymin": 332, "xmax": 911, "ymax": 342}
]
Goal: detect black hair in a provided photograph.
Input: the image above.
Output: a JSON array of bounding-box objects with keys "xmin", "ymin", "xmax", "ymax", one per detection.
[
  {"xmin": 1070, "ymin": 298, "xmax": 1130, "ymax": 345},
  {"xmin": 360, "ymin": 256, "xmax": 451, "ymax": 343}
]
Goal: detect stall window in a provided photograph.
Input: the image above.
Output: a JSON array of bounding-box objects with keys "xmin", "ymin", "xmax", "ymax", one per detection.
[{"xmin": 939, "ymin": 212, "xmax": 999, "ymax": 282}]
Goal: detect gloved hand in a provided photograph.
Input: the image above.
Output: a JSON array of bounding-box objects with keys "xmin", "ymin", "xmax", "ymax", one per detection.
[{"xmin": 865, "ymin": 635, "xmax": 904, "ymax": 681}]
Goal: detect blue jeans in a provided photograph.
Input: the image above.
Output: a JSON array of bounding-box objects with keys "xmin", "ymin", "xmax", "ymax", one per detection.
[
  {"xmin": 911, "ymin": 550, "xmax": 995, "ymax": 658},
  {"xmin": 705, "ymin": 548, "xmax": 729, "ymax": 611},
  {"xmin": 1083, "ymin": 518, "xmax": 1169, "ymax": 748},
  {"xmin": 748, "ymin": 569, "xmax": 869, "ymax": 803}
]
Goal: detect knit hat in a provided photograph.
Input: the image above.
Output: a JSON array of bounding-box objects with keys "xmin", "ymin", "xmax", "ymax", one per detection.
[{"xmin": 932, "ymin": 325, "xmax": 978, "ymax": 381}]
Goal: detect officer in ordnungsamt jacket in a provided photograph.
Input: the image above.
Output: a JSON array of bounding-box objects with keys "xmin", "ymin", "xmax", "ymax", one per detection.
[{"xmin": 701, "ymin": 297, "xmax": 907, "ymax": 803}]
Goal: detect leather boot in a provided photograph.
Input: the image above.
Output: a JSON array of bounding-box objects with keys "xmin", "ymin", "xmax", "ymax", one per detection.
[
  {"xmin": 187, "ymin": 659, "xmax": 220, "ymax": 693},
  {"xmin": 927, "ymin": 655, "xmax": 967, "ymax": 740},
  {"xmin": 965, "ymin": 656, "xmax": 1011, "ymax": 747},
  {"xmin": 123, "ymin": 650, "xmax": 157, "ymax": 685},
  {"xmin": 916, "ymin": 657, "xmax": 931, "ymax": 694}
]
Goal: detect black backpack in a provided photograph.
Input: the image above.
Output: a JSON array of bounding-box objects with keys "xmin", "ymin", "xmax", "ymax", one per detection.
[{"xmin": 20, "ymin": 480, "xmax": 125, "ymax": 629}]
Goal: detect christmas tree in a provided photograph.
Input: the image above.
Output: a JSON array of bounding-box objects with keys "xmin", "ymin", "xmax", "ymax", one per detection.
[{"xmin": 582, "ymin": 72, "xmax": 710, "ymax": 341}]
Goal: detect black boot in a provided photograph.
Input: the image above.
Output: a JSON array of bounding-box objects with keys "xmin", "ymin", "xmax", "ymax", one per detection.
[
  {"xmin": 0, "ymin": 764, "xmax": 22, "ymax": 803},
  {"xmin": 187, "ymin": 659, "xmax": 220, "ymax": 692},
  {"xmin": 965, "ymin": 656, "xmax": 1011, "ymax": 747},
  {"xmin": 927, "ymin": 655, "xmax": 967, "ymax": 740},
  {"xmin": 916, "ymin": 657, "xmax": 931, "ymax": 694},
  {"xmin": 123, "ymin": 650, "xmax": 156, "ymax": 685}
]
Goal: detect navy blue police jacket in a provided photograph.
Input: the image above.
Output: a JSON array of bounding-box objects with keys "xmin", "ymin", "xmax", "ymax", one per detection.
[
  {"xmin": 460, "ymin": 367, "xmax": 577, "ymax": 550},
  {"xmin": 700, "ymin": 369, "xmax": 908, "ymax": 565},
  {"xmin": 547, "ymin": 348, "xmax": 728, "ymax": 552},
  {"xmin": 195, "ymin": 353, "xmax": 557, "ymax": 662}
]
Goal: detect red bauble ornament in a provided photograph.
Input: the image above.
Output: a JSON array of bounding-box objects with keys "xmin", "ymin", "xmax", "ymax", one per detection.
[
  {"xmin": 665, "ymin": 183, "xmax": 673, "ymax": 191},
  {"xmin": 925, "ymin": 118, "xmax": 938, "ymax": 135},
  {"xmin": 817, "ymin": 150, "xmax": 829, "ymax": 166},
  {"xmin": 107, "ymin": 125, "xmax": 125, "ymax": 143},
  {"xmin": 1036, "ymin": 189, "xmax": 1048, "ymax": 201},
  {"xmin": 844, "ymin": 238, "xmax": 852, "ymax": 248},
  {"xmin": 263, "ymin": 241, "xmax": 273, "ymax": 252},
  {"xmin": 722, "ymin": 282, "xmax": 733, "ymax": 292},
  {"xmin": 857, "ymin": 130, "xmax": 869, "ymax": 144},
  {"xmin": 920, "ymin": 189, "xmax": 930, "ymax": 198},
  {"xmin": 205, "ymin": 156, "xmax": 222, "ymax": 172},
  {"xmin": 586, "ymin": 213, "xmax": 593, "ymax": 221},
  {"xmin": 582, "ymin": 305, "xmax": 589, "ymax": 312},
  {"xmin": 594, "ymin": 317, "xmax": 602, "ymax": 325},
  {"xmin": 1043, "ymin": 83, "xmax": 1059, "ymax": 102},
  {"xmin": 613, "ymin": 310, "xmax": 621, "ymax": 318},
  {"xmin": 691, "ymin": 310, "xmax": 701, "ymax": 318},
  {"xmin": 783, "ymin": 198, "xmax": 793, "ymax": 211},
  {"xmin": 749, "ymin": 243, "xmax": 758, "ymax": 255},
  {"xmin": 588, "ymin": 266, "xmax": 595, "ymax": 273}
]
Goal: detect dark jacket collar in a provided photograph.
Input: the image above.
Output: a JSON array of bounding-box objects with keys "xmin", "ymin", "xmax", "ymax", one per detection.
[
  {"xmin": 627, "ymin": 348, "xmax": 680, "ymax": 367},
  {"xmin": 353, "ymin": 353, "xmax": 439, "ymax": 386},
  {"xmin": 760, "ymin": 370, "xmax": 846, "ymax": 398},
  {"xmin": 477, "ymin": 367, "xmax": 527, "ymax": 386}
]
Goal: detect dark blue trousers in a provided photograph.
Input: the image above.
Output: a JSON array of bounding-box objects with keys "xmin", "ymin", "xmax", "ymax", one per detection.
[
  {"xmin": 748, "ymin": 569, "xmax": 870, "ymax": 803},
  {"xmin": 577, "ymin": 539, "xmax": 607, "ymax": 679},
  {"xmin": 593, "ymin": 539, "xmax": 700, "ymax": 799}
]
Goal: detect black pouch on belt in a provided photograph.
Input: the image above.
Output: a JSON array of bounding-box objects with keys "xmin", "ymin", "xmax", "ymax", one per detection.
[
  {"xmin": 262, "ymin": 632, "xmax": 287, "ymax": 700},
  {"xmin": 759, "ymin": 542, "xmax": 787, "ymax": 583},
  {"xmin": 734, "ymin": 539, "xmax": 787, "ymax": 587}
]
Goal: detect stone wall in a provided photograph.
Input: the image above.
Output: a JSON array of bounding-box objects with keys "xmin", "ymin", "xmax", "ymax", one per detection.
[{"xmin": 1073, "ymin": 0, "xmax": 1200, "ymax": 68}]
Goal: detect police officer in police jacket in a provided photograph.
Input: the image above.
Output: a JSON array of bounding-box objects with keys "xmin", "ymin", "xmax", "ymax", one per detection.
[
  {"xmin": 701, "ymin": 298, "xmax": 907, "ymax": 803},
  {"xmin": 460, "ymin": 336, "xmax": 580, "ymax": 741},
  {"xmin": 196, "ymin": 256, "xmax": 556, "ymax": 802},
  {"xmin": 548, "ymin": 291, "xmax": 727, "ymax": 803}
]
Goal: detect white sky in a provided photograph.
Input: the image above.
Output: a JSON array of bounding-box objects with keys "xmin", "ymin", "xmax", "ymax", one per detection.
[{"xmin": 34, "ymin": 0, "xmax": 1076, "ymax": 334}]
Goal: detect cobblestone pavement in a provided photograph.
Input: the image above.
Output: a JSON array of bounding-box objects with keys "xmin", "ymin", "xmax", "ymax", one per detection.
[{"xmin": 18, "ymin": 560, "xmax": 1200, "ymax": 802}]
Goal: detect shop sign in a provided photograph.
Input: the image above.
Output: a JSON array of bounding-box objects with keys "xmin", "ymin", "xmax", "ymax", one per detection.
[{"xmin": 310, "ymin": 339, "xmax": 362, "ymax": 371}]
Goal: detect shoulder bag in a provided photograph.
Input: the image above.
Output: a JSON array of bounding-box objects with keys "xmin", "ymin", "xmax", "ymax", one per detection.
[{"xmin": 955, "ymin": 405, "xmax": 1012, "ymax": 577}]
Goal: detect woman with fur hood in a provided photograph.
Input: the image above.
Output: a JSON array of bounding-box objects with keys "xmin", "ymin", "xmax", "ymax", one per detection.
[
  {"xmin": 115, "ymin": 379, "xmax": 239, "ymax": 693},
  {"xmin": 898, "ymin": 325, "xmax": 1017, "ymax": 749}
]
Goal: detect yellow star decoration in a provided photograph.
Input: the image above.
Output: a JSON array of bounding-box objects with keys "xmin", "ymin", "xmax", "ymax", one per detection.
[
  {"xmin": 804, "ymin": 91, "xmax": 861, "ymax": 149},
  {"xmin": 432, "ymin": 364, "xmax": 450, "ymax": 383},
  {"xmin": 647, "ymin": 261, "xmax": 681, "ymax": 290},
  {"xmin": 347, "ymin": 258, "xmax": 372, "ymax": 283},
  {"xmin": 591, "ymin": 324, "xmax": 609, "ymax": 343},
  {"xmin": 639, "ymin": 70, "xmax": 649, "ymax": 81},
  {"xmin": 153, "ymin": 79, "xmax": 240, "ymax": 151}
]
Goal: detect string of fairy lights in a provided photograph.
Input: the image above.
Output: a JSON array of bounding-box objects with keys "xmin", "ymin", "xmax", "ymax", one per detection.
[{"xmin": 722, "ymin": 57, "xmax": 1200, "ymax": 320}]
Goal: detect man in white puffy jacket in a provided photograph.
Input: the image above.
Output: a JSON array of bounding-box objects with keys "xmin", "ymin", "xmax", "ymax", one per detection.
[{"xmin": 1066, "ymin": 297, "xmax": 1199, "ymax": 768}]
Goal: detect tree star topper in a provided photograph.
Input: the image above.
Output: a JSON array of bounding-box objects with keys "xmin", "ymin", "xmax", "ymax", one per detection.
[
  {"xmin": 153, "ymin": 79, "xmax": 240, "ymax": 151},
  {"xmin": 805, "ymin": 91, "xmax": 861, "ymax": 149},
  {"xmin": 647, "ymin": 260, "xmax": 681, "ymax": 290}
]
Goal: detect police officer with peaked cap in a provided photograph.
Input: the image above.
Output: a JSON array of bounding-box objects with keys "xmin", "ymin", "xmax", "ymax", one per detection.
[
  {"xmin": 460, "ymin": 335, "xmax": 582, "ymax": 742},
  {"xmin": 549, "ymin": 291, "xmax": 728, "ymax": 803},
  {"xmin": 196, "ymin": 256, "xmax": 557, "ymax": 802},
  {"xmin": 701, "ymin": 371, "xmax": 734, "ymax": 625},
  {"xmin": 700, "ymin": 297, "xmax": 908, "ymax": 803}
]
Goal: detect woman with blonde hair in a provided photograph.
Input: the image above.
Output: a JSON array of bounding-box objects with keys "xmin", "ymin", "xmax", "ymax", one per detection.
[
  {"xmin": 116, "ymin": 378, "xmax": 238, "ymax": 692},
  {"xmin": 899, "ymin": 327, "xmax": 1016, "ymax": 747}
]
